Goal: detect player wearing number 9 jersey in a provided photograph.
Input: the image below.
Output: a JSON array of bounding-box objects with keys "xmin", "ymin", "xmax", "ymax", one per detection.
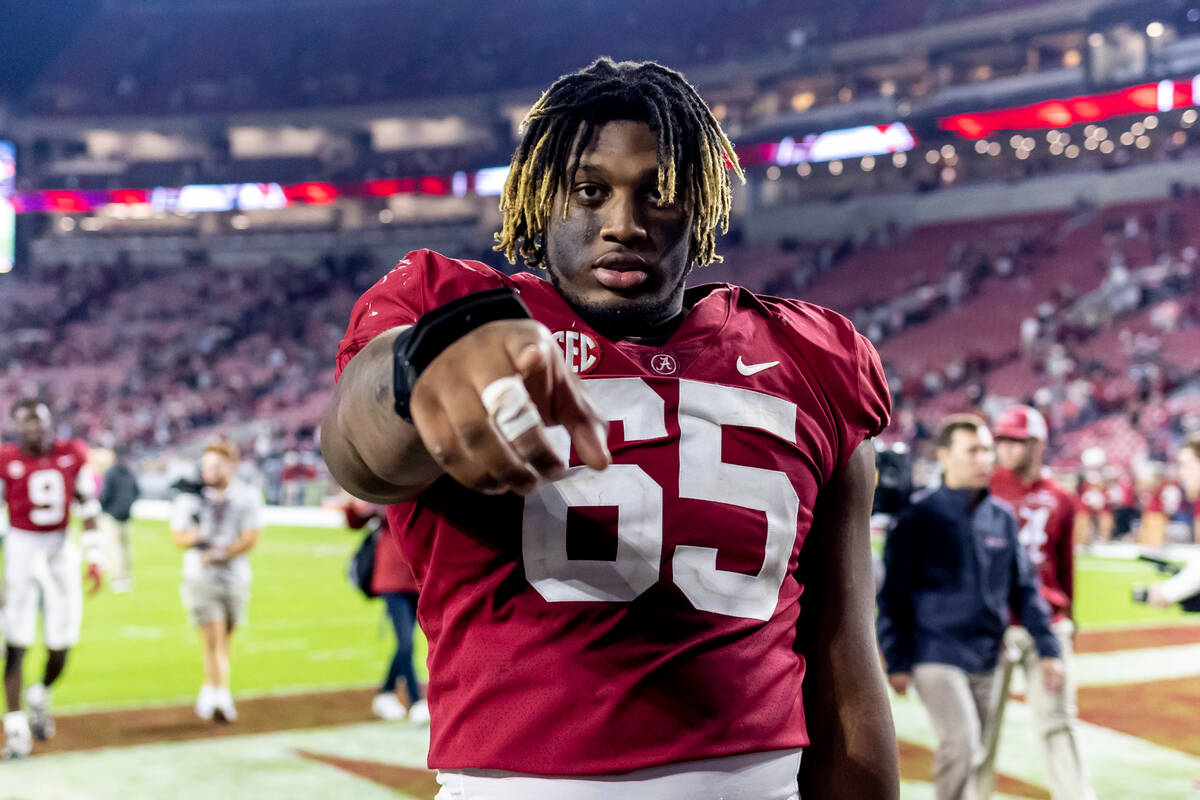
[
  {"xmin": 0, "ymin": 399, "xmax": 104, "ymax": 759},
  {"xmin": 324, "ymin": 59, "xmax": 898, "ymax": 800}
]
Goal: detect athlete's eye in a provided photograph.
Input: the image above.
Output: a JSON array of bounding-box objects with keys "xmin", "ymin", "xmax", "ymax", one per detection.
[{"xmin": 574, "ymin": 184, "xmax": 604, "ymax": 202}]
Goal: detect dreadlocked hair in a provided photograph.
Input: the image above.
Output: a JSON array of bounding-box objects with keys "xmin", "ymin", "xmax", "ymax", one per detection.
[{"xmin": 495, "ymin": 57, "xmax": 743, "ymax": 269}]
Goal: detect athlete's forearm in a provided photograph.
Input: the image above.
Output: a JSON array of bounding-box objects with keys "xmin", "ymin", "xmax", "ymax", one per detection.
[
  {"xmin": 799, "ymin": 443, "xmax": 899, "ymax": 799},
  {"xmin": 321, "ymin": 328, "xmax": 442, "ymax": 504}
]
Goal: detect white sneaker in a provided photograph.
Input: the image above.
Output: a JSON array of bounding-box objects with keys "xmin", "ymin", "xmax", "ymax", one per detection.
[
  {"xmin": 213, "ymin": 688, "xmax": 237, "ymax": 723},
  {"xmin": 2, "ymin": 711, "xmax": 32, "ymax": 759},
  {"xmin": 371, "ymin": 692, "xmax": 405, "ymax": 721},
  {"xmin": 24, "ymin": 684, "xmax": 54, "ymax": 742},
  {"xmin": 111, "ymin": 577, "xmax": 132, "ymax": 594},
  {"xmin": 195, "ymin": 685, "xmax": 215, "ymax": 721},
  {"xmin": 407, "ymin": 698, "xmax": 430, "ymax": 726}
]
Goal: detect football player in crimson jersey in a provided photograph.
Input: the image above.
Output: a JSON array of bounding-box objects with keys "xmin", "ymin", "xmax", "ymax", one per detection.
[
  {"xmin": 978, "ymin": 405, "xmax": 1094, "ymax": 800},
  {"xmin": 0, "ymin": 399, "xmax": 104, "ymax": 759},
  {"xmin": 322, "ymin": 59, "xmax": 898, "ymax": 800}
]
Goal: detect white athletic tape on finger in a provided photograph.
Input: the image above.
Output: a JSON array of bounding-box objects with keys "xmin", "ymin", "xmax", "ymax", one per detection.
[{"xmin": 480, "ymin": 376, "xmax": 543, "ymax": 441}]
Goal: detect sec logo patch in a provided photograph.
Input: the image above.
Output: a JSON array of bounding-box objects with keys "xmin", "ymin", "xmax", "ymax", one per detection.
[
  {"xmin": 553, "ymin": 330, "xmax": 601, "ymax": 374},
  {"xmin": 7, "ymin": 460, "xmax": 25, "ymax": 480}
]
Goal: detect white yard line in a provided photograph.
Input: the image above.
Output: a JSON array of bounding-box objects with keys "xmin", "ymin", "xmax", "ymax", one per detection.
[
  {"xmin": 1072, "ymin": 643, "xmax": 1200, "ymax": 686},
  {"xmin": 892, "ymin": 691, "xmax": 1200, "ymax": 799},
  {"xmin": 0, "ymin": 721, "xmax": 432, "ymax": 800}
]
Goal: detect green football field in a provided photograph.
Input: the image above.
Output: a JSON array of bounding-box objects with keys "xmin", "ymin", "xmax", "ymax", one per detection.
[
  {"xmin": 9, "ymin": 519, "xmax": 1191, "ymax": 711},
  {"xmin": 8, "ymin": 519, "xmax": 429, "ymax": 711}
]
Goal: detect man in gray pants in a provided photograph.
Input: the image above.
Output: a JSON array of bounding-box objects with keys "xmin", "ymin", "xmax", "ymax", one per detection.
[{"xmin": 877, "ymin": 414, "xmax": 1064, "ymax": 800}]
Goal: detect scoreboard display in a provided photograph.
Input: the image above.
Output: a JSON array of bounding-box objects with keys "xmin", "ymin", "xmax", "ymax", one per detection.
[{"xmin": 0, "ymin": 141, "xmax": 14, "ymax": 274}]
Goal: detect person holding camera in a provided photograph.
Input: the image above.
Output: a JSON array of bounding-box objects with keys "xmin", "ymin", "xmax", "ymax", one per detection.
[
  {"xmin": 169, "ymin": 440, "xmax": 262, "ymax": 723},
  {"xmin": 1148, "ymin": 437, "xmax": 1200, "ymax": 608}
]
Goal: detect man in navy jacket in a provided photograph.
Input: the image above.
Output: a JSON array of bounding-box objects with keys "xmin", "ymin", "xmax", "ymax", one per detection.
[{"xmin": 878, "ymin": 414, "xmax": 1063, "ymax": 800}]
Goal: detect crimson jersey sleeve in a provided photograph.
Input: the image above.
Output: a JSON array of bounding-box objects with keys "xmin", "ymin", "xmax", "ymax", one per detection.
[
  {"xmin": 335, "ymin": 250, "xmax": 513, "ymax": 380},
  {"xmin": 769, "ymin": 299, "xmax": 892, "ymax": 471}
]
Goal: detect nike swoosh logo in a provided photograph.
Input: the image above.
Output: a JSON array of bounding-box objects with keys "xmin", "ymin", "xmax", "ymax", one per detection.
[{"xmin": 736, "ymin": 356, "xmax": 780, "ymax": 376}]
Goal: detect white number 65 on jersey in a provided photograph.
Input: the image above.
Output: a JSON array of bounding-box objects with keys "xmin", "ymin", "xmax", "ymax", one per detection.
[{"xmin": 523, "ymin": 378, "xmax": 800, "ymax": 622}]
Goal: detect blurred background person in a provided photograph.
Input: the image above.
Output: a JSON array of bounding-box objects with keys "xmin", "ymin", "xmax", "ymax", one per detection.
[
  {"xmin": 1148, "ymin": 437, "xmax": 1200, "ymax": 608},
  {"xmin": 169, "ymin": 440, "xmax": 261, "ymax": 724},
  {"xmin": 343, "ymin": 498, "xmax": 427, "ymax": 724},
  {"xmin": 0, "ymin": 399, "xmax": 104, "ymax": 759},
  {"xmin": 979, "ymin": 405, "xmax": 1094, "ymax": 800},
  {"xmin": 98, "ymin": 444, "xmax": 140, "ymax": 593},
  {"xmin": 877, "ymin": 414, "xmax": 1064, "ymax": 800}
]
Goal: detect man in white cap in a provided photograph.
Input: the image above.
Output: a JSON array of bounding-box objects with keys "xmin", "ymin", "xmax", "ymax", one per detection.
[{"xmin": 979, "ymin": 405, "xmax": 1094, "ymax": 800}]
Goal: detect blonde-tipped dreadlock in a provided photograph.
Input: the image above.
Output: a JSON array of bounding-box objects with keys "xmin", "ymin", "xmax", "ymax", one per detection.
[{"xmin": 495, "ymin": 57, "xmax": 744, "ymax": 269}]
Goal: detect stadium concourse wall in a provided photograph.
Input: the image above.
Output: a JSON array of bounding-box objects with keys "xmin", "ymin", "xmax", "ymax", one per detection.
[
  {"xmin": 745, "ymin": 158, "xmax": 1200, "ymax": 242},
  {"xmin": 131, "ymin": 498, "xmax": 344, "ymax": 528}
]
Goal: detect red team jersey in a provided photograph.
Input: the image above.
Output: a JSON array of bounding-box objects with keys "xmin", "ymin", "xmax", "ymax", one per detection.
[
  {"xmin": 990, "ymin": 467, "xmax": 1076, "ymax": 620},
  {"xmin": 0, "ymin": 439, "xmax": 90, "ymax": 533},
  {"xmin": 335, "ymin": 250, "xmax": 891, "ymax": 774}
]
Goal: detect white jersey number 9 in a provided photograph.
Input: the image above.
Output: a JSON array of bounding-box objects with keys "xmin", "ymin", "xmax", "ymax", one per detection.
[{"xmin": 28, "ymin": 469, "xmax": 68, "ymax": 528}]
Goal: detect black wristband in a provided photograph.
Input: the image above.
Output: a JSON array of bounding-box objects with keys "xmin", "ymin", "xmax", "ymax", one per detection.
[{"xmin": 392, "ymin": 287, "xmax": 532, "ymax": 422}]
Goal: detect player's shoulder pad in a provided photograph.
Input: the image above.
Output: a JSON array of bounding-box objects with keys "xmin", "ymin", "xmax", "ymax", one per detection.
[
  {"xmin": 748, "ymin": 290, "xmax": 891, "ymax": 443},
  {"xmin": 753, "ymin": 293, "xmax": 861, "ymax": 354},
  {"xmin": 337, "ymin": 250, "xmax": 512, "ymax": 378},
  {"xmin": 352, "ymin": 249, "xmax": 509, "ymax": 315}
]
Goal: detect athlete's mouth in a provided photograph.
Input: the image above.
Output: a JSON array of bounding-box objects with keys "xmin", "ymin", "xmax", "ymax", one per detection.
[{"xmin": 592, "ymin": 251, "xmax": 650, "ymax": 290}]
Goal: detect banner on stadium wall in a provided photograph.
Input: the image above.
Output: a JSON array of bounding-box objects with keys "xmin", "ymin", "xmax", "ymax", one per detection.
[
  {"xmin": 941, "ymin": 76, "xmax": 1200, "ymax": 138},
  {"xmin": 9, "ymin": 122, "xmax": 918, "ymax": 213},
  {"xmin": 150, "ymin": 183, "xmax": 289, "ymax": 213},
  {"xmin": 0, "ymin": 142, "xmax": 15, "ymax": 274},
  {"xmin": 737, "ymin": 122, "xmax": 918, "ymax": 166}
]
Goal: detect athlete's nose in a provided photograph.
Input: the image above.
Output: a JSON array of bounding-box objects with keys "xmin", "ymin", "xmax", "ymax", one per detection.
[{"xmin": 600, "ymin": 191, "xmax": 648, "ymax": 246}]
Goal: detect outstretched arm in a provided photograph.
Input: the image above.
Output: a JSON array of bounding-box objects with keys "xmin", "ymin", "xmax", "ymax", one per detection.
[
  {"xmin": 321, "ymin": 319, "xmax": 609, "ymax": 505},
  {"xmin": 797, "ymin": 440, "xmax": 900, "ymax": 799}
]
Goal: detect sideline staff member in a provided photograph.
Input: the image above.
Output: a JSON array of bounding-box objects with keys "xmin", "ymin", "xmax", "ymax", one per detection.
[
  {"xmin": 877, "ymin": 414, "xmax": 1063, "ymax": 800},
  {"xmin": 170, "ymin": 440, "xmax": 261, "ymax": 724}
]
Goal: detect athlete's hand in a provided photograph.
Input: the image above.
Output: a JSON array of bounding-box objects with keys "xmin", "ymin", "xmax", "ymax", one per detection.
[
  {"xmin": 411, "ymin": 319, "xmax": 610, "ymax": 495},
  {"xmin": 888, "ymin": 673, "xmax": 911, "ymax": 696},
  {"xmin": 85, "ymin": 562, "xmax": 104, "ymax": 596},
  {"xmin": 1040, "ymin": 658, "xmax": 1065, "ymax": 693}
]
